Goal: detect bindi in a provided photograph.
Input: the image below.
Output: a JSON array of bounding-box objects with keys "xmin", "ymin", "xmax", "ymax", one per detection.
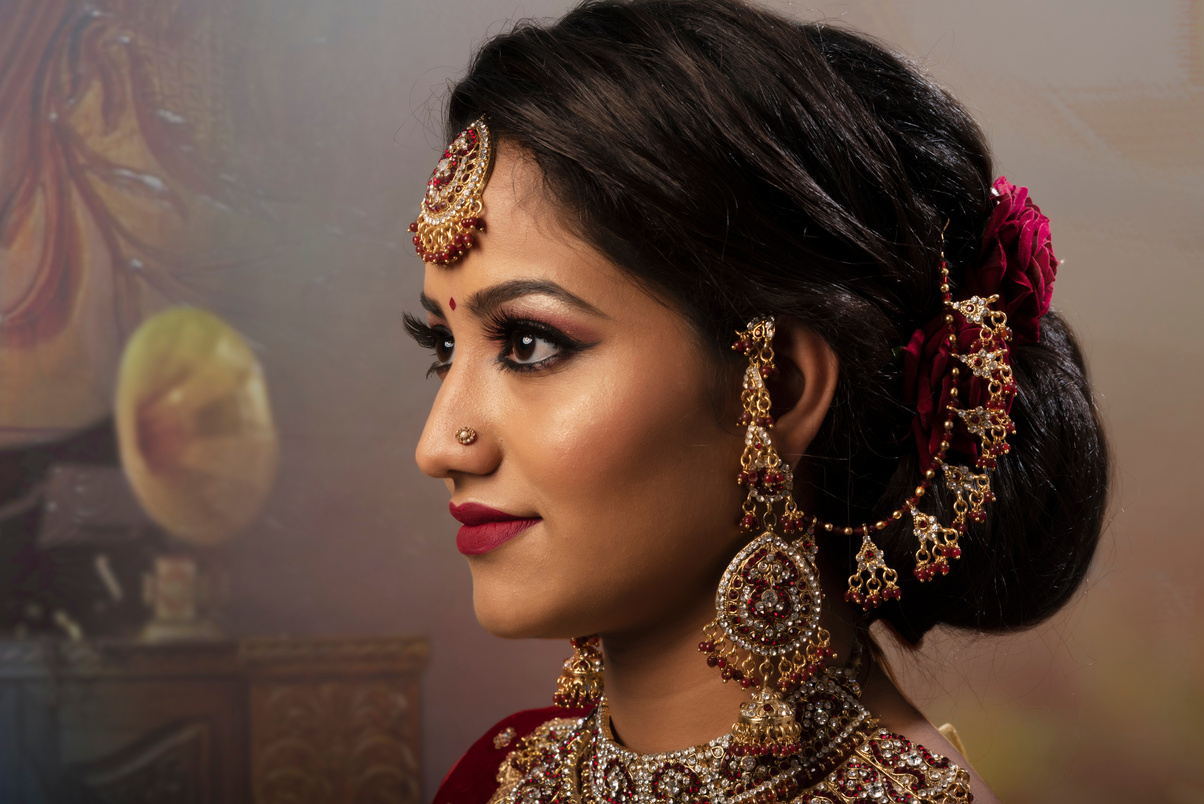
[{"xmin": 449, "ymin": 297, "xmax": 457, "ymax": 311}]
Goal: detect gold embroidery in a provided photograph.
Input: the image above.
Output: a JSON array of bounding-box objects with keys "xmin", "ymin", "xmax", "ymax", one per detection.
[
  {"xmin": 937, "ymin": 723, "xmax": 968, "ymax": 760},
  {"xmin": 489, "ymin": 717, "xmax": 584, "ymax": 804},
  {"xmin": 493, "ymin": 727, "xmax": 517, "ymax": 749}
]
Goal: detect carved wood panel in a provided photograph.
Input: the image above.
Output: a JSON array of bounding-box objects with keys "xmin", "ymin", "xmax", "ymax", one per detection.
[
  {"xmin": 0, "ymin": 636, "xmax": 428, "ymax": 804},
  {"xmin": 250, "ymin": 680, "xmax": 421, "ymax": 804}
]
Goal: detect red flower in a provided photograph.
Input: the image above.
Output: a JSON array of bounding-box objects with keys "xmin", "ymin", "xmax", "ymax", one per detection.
[
  {"xmin": 901, "ymin": 178, "xmax": 1054, "ymax": 467},
  {"xmin": 967, "ymin": 177, "xmax": 1058, "ymax": 344},
  {"xmin": 902, "ymin": 317, "xmax": 1004, "ymax": 468}
]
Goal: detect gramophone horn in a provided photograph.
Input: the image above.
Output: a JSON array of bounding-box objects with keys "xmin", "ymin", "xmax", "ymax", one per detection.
[{"xmin": 115, "ymin": 307, "xmax": 278, "ymax": 547}]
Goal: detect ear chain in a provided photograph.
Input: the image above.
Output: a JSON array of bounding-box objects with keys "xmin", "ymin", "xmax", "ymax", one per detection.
[{"xmin": 739, "ymin": 240, "xmax": 1018, "ymax": 612}]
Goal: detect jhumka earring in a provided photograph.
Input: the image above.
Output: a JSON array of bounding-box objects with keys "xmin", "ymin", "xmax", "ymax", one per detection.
[
  {"xmin": 408, "ymin": 116, "xmax": 494, "ymax": 266},
  {"xmin": 697, "ymin": 317, "xmax": 834, "ymax": 757},
  {"xmin": 553, "ymin": 635, "xmax": 605, "ymax": 709}
]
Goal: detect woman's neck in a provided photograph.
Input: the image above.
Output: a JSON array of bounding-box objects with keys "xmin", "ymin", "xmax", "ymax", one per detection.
[{"xmin": 598, "ymin": 589, "xmax": 863, "ymax": 755}]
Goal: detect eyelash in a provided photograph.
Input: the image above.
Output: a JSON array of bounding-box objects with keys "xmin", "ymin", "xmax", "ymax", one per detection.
[
  {"xmin": 403, "ymin": 313, "xmax": 455, "ymax": 378},
  {"xmin": 402, "ymin": 312, "xmax": 585, "ymax": 377}
]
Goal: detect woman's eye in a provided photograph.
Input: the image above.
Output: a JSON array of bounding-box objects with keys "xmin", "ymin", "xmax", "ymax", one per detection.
[
  {"xmin": 434, "ymin": 332, "xmax": 455, "ymax": 365},
  {"xmin": 504, "ymin": 330, "xmax": 560, "ymax": 366},
  {"xmin": 401, "ymin": 314, "xmax": 456, "ymax": 378}
]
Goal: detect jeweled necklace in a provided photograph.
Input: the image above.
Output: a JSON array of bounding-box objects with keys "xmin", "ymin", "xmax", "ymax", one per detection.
[
  {"xmin": 492, "ymin": 635, "xmax": 973, "ymax": 804},
  {"xmin": 579, "ymin": 639, "xmax": 874, "ymax": 804}
]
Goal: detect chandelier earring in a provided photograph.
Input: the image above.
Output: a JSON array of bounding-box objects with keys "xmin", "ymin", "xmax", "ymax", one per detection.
[
  {"xmin": 697, "ymin": 317, "xmax": 834, "ymax": 758},
  {"xmin": 553, "ymin": 635, "xmax": 604, "ymax": 709}
]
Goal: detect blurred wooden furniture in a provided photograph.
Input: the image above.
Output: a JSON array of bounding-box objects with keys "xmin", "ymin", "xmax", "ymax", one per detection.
[{"xmin": 0, "ymin": 635, "xmax": 429, "ymax": 804}]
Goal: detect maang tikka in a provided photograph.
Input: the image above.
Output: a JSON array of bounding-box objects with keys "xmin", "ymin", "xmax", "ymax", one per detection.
[
  {"xmin": 408, "ymin": 116, "xmax": 494, "ymax": 266},
  {"xmin": 697, "ymin": 317, "xmax": 834, "ymax": 758}
]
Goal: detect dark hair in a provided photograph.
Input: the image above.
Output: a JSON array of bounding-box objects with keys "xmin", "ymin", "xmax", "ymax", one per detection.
[{"xmin": 445, "ymin": 0, "xmax": 1109, "ymax": 642}]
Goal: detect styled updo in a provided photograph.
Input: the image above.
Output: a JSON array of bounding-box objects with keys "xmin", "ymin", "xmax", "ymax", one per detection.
[{"xmin": 445, "ymin": 0, "xmax": 1109, "ymax": 643}]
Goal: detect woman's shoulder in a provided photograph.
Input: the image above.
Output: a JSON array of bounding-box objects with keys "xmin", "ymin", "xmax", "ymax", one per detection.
[{"xmin": 432, "ymin": 706, "xmax": 591, "ymax": 804}]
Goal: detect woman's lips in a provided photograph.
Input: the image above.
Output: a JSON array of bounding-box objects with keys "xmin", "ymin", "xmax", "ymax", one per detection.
[{"xmin": 449, "ymin": 502, "xmax": 541, "ymax": 556}]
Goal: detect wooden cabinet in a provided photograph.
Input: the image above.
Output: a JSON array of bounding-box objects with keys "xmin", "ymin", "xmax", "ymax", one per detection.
[{"xmin": 0, "ymin": 636, "xmax": 429, "ymax": 804}]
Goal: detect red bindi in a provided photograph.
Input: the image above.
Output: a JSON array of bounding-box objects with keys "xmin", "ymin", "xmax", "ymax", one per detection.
[{"xmin": 449, "ymin": 297, "xmax": 456, "ymax": 311}]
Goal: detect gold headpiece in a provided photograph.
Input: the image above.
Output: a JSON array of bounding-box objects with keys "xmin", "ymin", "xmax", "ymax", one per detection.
[{"xmin": 408, "ymin": 116, "xmax": 495, "ymax": 266}]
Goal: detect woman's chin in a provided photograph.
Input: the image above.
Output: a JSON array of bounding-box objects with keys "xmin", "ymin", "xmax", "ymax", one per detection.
[{"xmin": 471, "ymin": 587, "xmax": 590, "ymax": 641}]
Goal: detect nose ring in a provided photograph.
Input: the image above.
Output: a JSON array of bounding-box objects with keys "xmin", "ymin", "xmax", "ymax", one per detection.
[{"xmin": 455, "ymin": 426, "xmax": 478, "ymax": 445}]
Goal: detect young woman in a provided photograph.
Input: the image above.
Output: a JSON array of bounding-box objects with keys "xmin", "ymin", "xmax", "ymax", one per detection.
[{"xmin": 405, "ymin": 1, "xmax": 1109, "ymax": 801}]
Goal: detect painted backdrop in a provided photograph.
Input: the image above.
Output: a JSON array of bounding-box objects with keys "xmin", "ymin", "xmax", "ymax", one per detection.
[{"xmin": 1, "ymin": 0, "xmax": 1200, "ymax": 800}]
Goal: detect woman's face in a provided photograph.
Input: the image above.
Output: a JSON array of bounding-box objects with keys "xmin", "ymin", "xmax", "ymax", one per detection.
[{"xmin": 413, "ymin": 146, "xmax": 747, "ymax": 640}]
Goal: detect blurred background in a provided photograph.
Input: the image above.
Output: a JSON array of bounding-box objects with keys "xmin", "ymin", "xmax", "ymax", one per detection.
[{"xmin": 0, "ymin": 0, "xmax": 1199, "ymax": 801}]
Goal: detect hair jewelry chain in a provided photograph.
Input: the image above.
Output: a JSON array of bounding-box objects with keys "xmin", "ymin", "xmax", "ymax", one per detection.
[{"xmin": 736, "ymin": 242, "xmax": 1017, "ymax": 615}]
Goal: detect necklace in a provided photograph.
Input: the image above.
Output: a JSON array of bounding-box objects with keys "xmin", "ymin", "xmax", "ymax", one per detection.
[
  {"xmin": 584, "ymin": 658, "xmax": 872, "ymax": 804},
  {"xmin": 488, "ymin": 637, "xmax": 973, "ymax": 804}
]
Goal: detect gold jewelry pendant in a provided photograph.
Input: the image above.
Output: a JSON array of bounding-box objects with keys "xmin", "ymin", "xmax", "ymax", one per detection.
[
  {"xmin": 553, "ymin": 635, "xmax": 604, "ymax": 709},
  {"xmin": 715, "ymin": 530, "xmax": 822, "ymax": 665},
  {"xmin": 714, "ymin": 526, "xmax": 825, "ymax": 756}
]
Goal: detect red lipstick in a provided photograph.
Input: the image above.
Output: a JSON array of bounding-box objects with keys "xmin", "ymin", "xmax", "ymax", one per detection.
[{"xmin": 449, "ymin": 502, "xmax": 540, "ymax": 555}]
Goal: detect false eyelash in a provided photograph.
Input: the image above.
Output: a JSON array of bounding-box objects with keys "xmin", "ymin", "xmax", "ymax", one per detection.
[
  {"xmin": 403, "ymin": 313, "xmax": 453, "ymax": 377},
  {"xmin": 402, "ymin": 312, "xmax": 441, "ymax": 349},
  {"xmin": 480, "ymin": 310, "xmax": 585, "ymax": 373}
]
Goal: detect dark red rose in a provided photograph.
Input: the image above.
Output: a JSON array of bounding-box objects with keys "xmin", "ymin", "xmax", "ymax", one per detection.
[
  {"xmin": 902, "ymin": 178, "xmax": 1052, "ymax": 467},
  {"xmin": 967, "ymin": 177, "xmax": 1057, "ymax": 344},
  {"xmin": 902, "ymin": 317, "xmax": 1005, "ymax": 468}
]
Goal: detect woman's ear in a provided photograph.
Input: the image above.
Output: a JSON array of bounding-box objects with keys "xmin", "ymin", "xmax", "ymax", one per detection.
[{"xmin": 764, "ymin": 319, "xmax": 839, "ymax": 464}]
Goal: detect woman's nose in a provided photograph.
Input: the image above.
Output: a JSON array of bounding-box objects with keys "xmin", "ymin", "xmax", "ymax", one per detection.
[{"xmin": 414, "ymin": 364, "xmax": 500, "ymax": 482}]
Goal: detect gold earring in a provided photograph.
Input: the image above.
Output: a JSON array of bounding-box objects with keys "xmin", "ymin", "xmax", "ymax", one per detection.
[
  {"xmin": 697, "ymin": 316, "xmax": 833, "ymax": 758},
  {"xmin": 455, "ymin": 426, "xmax": 477, "ymax": 445},
  {"xmin": 553, "ymin": 635, "xmax": 604, "ymax": 709}
]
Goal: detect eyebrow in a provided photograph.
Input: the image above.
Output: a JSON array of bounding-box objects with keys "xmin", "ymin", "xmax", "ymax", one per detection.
[
  {"xmin": 419, "ymin": 293, "xmax": 444, "ymax": 318},
  {"xmin": 419, "ymin": 279, "xmax": 607, "ymax": 320}
]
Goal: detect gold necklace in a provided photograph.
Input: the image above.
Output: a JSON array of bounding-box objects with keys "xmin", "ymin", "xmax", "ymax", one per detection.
[{"xmin": 488, "ymin": 639, "xmax": 974, "ymax": 804}]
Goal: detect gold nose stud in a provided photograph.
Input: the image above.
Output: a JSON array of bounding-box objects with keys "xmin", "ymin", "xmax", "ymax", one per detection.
[{"xmin": 455, "ymin": 426, "xmax": 478, "ymax": 446}]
